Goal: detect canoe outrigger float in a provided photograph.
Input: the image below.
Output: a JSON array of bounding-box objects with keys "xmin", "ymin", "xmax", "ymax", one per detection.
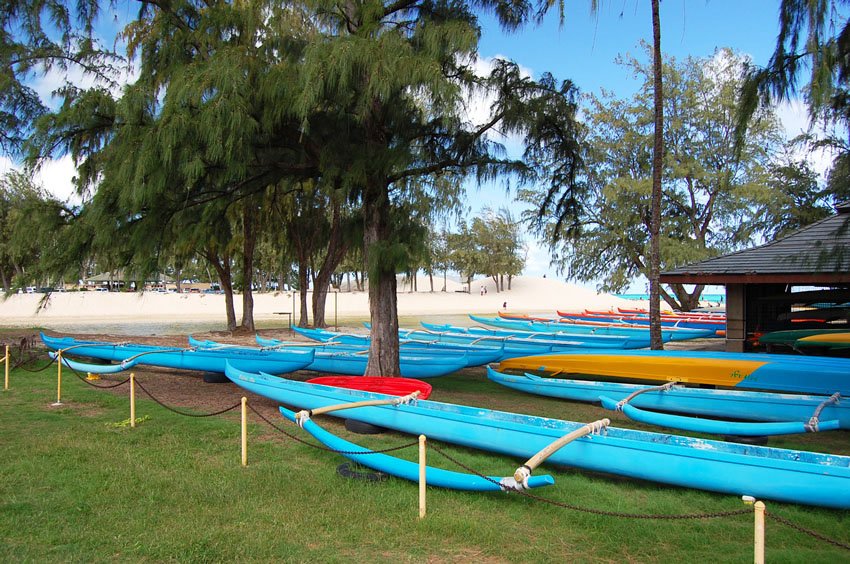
[
  {"xmin": 225, "ymin": 364, "xmax": 850, "ymax": 509},
  {"xmin": 486, "ymin": 367, "xmax": 847, "ymax": 435},
  {"xmin": 280, "ymin": 397, "xmax": 555, "ymax": 492},
  {"xmin": 497, "ymin": 350, "xmax": 850, "ymax": 396}
]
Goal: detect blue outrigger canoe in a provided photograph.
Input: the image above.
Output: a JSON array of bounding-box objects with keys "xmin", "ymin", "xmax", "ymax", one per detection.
[
  {"xmin": 558, "ymin": 312, "xmax": 723, "ymax": 333},
  {"xmin": 245, "ymin": 335, "xmax": 466, "ymax": 378},
  {"xmin": 279, "ymin": 405, "xmax": 555, "ymax": 491},
  {"xmin": 420, "ymin": 316, "xmax": 656, "ymax": 352},
  {"xmin": 486, "ymin": 367, "xmax": 846, "ymax": 436},
  {"xmin": 465, "ymin": 315, "xmax": 712, "ymax": 341},
  {"xmin": 41, "ymin": 333, "xmax": 315, "ymax": 375},
  {"xmin": 280, "ymin": 327, "xmax": 503, "ymax": 367},
  {"xmin": 225, "ymin": 364, "xmax": 850, "ymax": 509}
]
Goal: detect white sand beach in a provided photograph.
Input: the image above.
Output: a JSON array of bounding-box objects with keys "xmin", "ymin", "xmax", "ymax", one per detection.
[{"xmin": 0, "ymin": 276, "xmax": 639, "ymax": 334}]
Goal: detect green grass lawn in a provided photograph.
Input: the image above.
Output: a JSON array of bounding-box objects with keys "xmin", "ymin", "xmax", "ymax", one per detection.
[{"xmin": 1, "ymin": 359, "xmax": 849, "ymax": 562}]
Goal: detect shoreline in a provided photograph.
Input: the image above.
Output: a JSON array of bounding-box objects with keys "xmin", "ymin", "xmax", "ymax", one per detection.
[{"xmin": 0, "ymin": 276, "xmax": 643, "ymax": 335}]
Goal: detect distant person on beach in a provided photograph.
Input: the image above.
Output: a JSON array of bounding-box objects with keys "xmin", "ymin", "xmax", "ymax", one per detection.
[
  {"xmin": 480, "ymin": 287, "xmax": 484, "ymax": 296},
  {"xmin": 484, "ymin": 287, "xmax": 487, "ymax": 295},
  {"xmin": 502, "ymin": 301, "xmax": 507, "ymax": 309}
]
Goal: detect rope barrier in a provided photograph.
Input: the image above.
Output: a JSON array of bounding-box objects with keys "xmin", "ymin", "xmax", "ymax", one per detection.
[
  {"xmin": 133, "ymin": 379, "xmax": 241, "ymax": 418},
  {"xmin": 246, "ymin": 403, "xmax": 419, "ymax": 455},
  {"xmin": 766, "ymin": 510, "xmax": 850, "ymax": 550}
]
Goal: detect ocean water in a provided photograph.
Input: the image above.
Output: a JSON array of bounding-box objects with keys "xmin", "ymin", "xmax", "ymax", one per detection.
[{"xmin": 615, "ymin": 293, "xmax": 725, "ymax": 303}]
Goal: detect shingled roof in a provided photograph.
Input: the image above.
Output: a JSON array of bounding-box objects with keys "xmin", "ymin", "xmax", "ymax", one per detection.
[{"xmin": 662, "ymin": 202, "xmax": 850, "ymax": 284}]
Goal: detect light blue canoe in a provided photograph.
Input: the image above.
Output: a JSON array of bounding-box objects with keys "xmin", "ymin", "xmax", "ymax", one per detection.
[
  {"xmin": 234, "ymin": 335, "xmax": 466, "ymax": 378},
  {"xmin": 41, "ymin": 333, "xmax": 315, "ymax": 375},
  {"xmin": 310, "ymin": 325, "xmax": 543, "ymax": 361},
  {"xmin": 461, "ymin": 315, "xmax": 713, "ymax": 341},
  {"xmin": 279, "ymin": 327, "xmax": 504, "ymax": 367},
  {"xmin": 278, "ymin": 405, "xmax": 554, "ymax": 492},
  {"xmin": 469, "ymin": 314, "xmax": 673, "ymax": 349},
  {"xmin": 485, "ymin": 367, "xmax": 848, "ymax": 430},
  {"xmin": 429, "ymin": 318, "xmax": 656, "ymax": 349},
  {"xmin": 225, "ymin": 364, "xmax": 850, "ymax": 509},
  {"xmin": 558, "ymin": 313, "xmax": 723, "ymax": 333}
]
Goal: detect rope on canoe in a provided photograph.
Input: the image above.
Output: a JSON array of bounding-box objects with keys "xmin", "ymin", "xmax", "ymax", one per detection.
[
  {"xmin": 615, "ymin": 381, "xmax": 678, "ymax": 411},
  {"xmin": 806, "ymin": 392, "xmax": 841, "ymax": 432}
]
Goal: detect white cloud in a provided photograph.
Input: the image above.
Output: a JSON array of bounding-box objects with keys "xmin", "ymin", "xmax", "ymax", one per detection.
[
  {"xmin": 0, "ymin": 155, "xmax": 81, "ymax": 206},
  {"xmin": 32, "ymin": 156, "xmax": 82, "ymax": 205},
  {"xmin": 776, "ymin": 98, "xmax": 836, "ymax": 179}
]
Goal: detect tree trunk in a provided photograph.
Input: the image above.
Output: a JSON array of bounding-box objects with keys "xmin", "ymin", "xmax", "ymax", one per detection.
[
  {"xmin": 649, "ymin": 0, "xmax": 664, "ymax": 350},
  {"xmin": 508, "ymin": 274, "xmax": 512, "ymax": 290},
  {"xmin": 240, "ymin": 202, "xmax": 258, "ymax": 331},
  {"xmin": 364, "ymin": 181, "xmax": 400, "ymax": 376},
  {"xmin": 297, "ymin": 262, "xmax": 310, "ymax": 327},
  {"xmin": 429, "ymin": 272, "xmax": 434, "ymax": 292},
  {"xmin": 312, "ymin": 199, "xmax": 349, "ymax": 327},
  {"xmin": 443, "ymin": 270, "xmax": 447, "ymax": 292},
  {"xmin": 204, "ymin": 248, "xmax": 237, "ymax": 331}
]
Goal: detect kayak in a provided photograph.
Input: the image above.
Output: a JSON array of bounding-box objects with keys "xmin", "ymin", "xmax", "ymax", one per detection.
[{"xmin": 305, "ymin": 376, "xmax": 433, "ymax": 400}]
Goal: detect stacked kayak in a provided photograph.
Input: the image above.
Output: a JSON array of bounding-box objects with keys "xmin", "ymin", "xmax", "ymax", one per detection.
[
  {"xmin": 758, "ymin": 329, "xmax": 850, "ymax": 348},
  {"xmin": 41, "ymin": 333, "xmax": 314, "ymax": 375},
  {"xmin": 224, "ymin": 364, "xmax": 850, "ymax": 509},
  {"xmin": 434, "ymin": 319, "xmax": 663, "ymax": 348},
  {"xmin": 794, "ymin": 332, "xmax": 850, "ymax": 353},
  {"xmin": 495, "ymin": 312, "xmax": 715, "ymax": 341},
  {"xmin": 558, "ymin": 310, "xmax": 725, "ymax": 334},
  {"xmin": 486, "ymin": 367, "xmax": 846, "ymax": 436},
  {"xmin": 193, "ymin": 335, "xmax": 466, "ymax": 378},
  {"xmin": 467, "ymin": 314, "xmax": 677, "ymax": 344},
  {"xmin": 498, "ymin": 350, "xmax": 850, "ymax": 396}
]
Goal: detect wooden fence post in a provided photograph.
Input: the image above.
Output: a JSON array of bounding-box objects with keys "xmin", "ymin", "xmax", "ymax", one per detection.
[
  {"xmin": 418, "ymin": 435, "xmax": 426, "ymax": 519},
  {"xmin": 241, "ymin": 397, "xmax": 248, "ymax": 467}
]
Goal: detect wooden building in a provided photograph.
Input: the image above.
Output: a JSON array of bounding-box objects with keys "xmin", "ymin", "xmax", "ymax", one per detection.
[{"xmin": 662, "ymin": 202, "xmax": 850, "ymax": 352}]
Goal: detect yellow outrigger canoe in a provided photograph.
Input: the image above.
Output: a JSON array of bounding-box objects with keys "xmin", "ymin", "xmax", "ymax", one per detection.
[
  {"xmin": 795, "ymin": 332, "xmax": 850, "ymax": 350},
  {"xmin": 497, "ymin": 350, "xmax": 850, "ymax": 395}
]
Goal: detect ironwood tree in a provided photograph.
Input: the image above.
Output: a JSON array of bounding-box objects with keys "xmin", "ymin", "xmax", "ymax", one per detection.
[{"xmin": 520, "ymin": 49, "xmax": 785, "ymax": 312}]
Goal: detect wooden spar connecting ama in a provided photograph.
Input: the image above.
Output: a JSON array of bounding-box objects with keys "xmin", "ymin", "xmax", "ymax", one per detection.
[
  {"xmin": 294, "ymin": 391, "xmax": 421, "ymax": 426},
  {"xmin": 514, "ymin": 418, "xmax": 610, "ymax": 487}
]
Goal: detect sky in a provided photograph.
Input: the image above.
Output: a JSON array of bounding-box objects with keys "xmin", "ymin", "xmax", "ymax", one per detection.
[
  {"xmin": 469, "ymin": 1, "xmax": 820, "ymax": 286},
  {"xmin": 1, "ymin": 1, "xmax": 822, "ymax": 292}
]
